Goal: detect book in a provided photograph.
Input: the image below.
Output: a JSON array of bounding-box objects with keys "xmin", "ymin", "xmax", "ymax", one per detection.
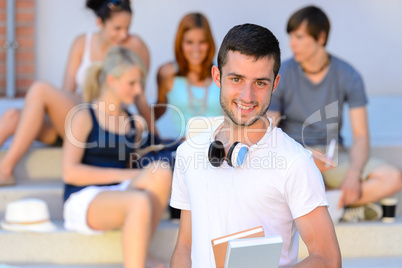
[
  {"xmin": 211, "ymin": 226, "xmax": 265, "ymax": 268},
  {"xmin": 224, "ymin": 235, "xmax": 283, "ymax": 268}
]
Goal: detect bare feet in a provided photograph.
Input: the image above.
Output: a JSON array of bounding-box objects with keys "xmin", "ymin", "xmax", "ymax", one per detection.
[{"xmin": 146, "ymin": 255, "xmax": 167, "ymax": 268}]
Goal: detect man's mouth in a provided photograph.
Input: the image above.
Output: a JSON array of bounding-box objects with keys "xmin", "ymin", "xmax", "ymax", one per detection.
[{"xmin": 235, "ymin": 101, "xmax": 257, "ymax": 112}]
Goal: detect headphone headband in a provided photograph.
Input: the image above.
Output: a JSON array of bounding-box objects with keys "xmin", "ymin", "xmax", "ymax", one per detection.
[{"xmin": 208, "ymin": 116, "xmax": 274, "ymax": 168}]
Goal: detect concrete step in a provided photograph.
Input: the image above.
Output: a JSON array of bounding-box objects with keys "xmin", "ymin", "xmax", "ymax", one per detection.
[
  {"xmin": 298, "ymin": 215, "xmax": 402, "ymax": 259},
  {"xmin": 1, "ymin": 265, "xmax": 123, "ymax": 268},
  {"xmin": 0, "ymin": 216, "xmax": 402, "ymax": 267},
  {"xmin": 0, "ymin": 182, "xmax": 64, "ymax": 221},
  {"xmin": 2, "ymin": 256, "xmax": 402, "ymax": 267},
  {"xmin": 1, "ymin": 217, "xmax": 402, "ymax": 264},
  {"xmin": 0, "ymin": 220, "xmax": 179, "ymax": 265},
  {"xmin": 0, "ymin": 148, "xmax": 62, "ymax": 183},
  {"xmin": 342, "ymin": 256, "xmax": 402, "ymax": 268}
]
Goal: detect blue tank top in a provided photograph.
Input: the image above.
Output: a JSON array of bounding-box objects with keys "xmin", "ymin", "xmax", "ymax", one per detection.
[
  {"xmin": 63, "ymin": 107, "xmax": 137, "ymax": 202},
  {"xmin": 166, "ymin": 76, "xmax": 222, "ymax": 135}
]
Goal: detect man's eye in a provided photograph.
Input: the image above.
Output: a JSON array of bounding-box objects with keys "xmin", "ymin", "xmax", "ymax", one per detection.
[
  {"xmin": 232, "ymin": 78, "xmax": 240, "ymax": 83},
  {"xmin": 256, "ymin": 81, "xmax": 266, "ymax": 86}
]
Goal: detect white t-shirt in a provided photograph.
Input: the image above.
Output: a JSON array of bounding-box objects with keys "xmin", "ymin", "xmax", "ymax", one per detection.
[{"xmin": 170, "ymin": 118, "xmax": 328, "ymax": 268}]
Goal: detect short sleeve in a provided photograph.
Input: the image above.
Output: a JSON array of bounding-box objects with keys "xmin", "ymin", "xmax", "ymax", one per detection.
[
  {"xmin": 345, "ymin": 70, "xmax": 368, "ymax": 109},
  {"xmin": 284, "ymin": 153, "xmax": 328, "ymax": 219},
  {"xmin": 170, "ymin": 146, "xmax": 191, "ymax": 210}
]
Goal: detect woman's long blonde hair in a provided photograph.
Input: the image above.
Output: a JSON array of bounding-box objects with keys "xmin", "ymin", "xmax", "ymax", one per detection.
[{"xmin": 83, "ymin": 46, "xmax": 147, "ymax": 102}]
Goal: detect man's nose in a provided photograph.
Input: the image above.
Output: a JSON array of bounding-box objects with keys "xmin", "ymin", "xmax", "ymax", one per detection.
[{"xmin": 239, "ymin": 83, "xmax": 254, "ymax": 102}]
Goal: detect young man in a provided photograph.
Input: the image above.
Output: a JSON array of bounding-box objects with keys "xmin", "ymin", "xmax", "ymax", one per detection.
[
  {"xmin": 268, "ymin": 6, "xmax": 402, "ymax": 221},
  {"xmin": 170, "ymin": 24, "xmax": 341, "ymax": 268}
]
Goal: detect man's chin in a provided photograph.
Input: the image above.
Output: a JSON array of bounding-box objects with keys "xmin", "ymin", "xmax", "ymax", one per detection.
[{"xmin": 229, "ymin": 116, "xmax": 260, "ymax": 127}]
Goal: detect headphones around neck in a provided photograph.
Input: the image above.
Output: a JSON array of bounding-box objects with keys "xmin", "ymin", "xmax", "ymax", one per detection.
[
  {"xmin": 208, "ymin": 140, "xmax": 249, "ymax": 168},
  {"xmin": 207, "ymin": 116, "xmax": 274, "ymax": 168}
]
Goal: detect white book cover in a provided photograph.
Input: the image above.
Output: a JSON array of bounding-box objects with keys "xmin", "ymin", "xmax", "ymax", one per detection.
[{"xmin": 224, "ymin": 235, "xmax": 283, "ymax": 268}]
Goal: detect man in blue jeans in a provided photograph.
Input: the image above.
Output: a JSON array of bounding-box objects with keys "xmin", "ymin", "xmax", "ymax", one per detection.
[{"xmin": 268, "ymin": 6, "xmax": 402, "ymax": 222}]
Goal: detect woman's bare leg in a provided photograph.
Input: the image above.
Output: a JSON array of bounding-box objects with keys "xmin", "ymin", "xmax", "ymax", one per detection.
[
  {"xmin": 0, "ymin": 108, "xmax": 21, "ymax": 148},
  {"xmin": 87, "ymin": 190, "xmax": 153, "ymax": 268},
  {"xmin": 0, "ymin": 109, "xmax": 61, "ymax": 150},
  {"xmin": 88, "ymin": 162, "xmax": 172, "ymax": 268},
  {"xmin": 128, "ymin": 161, "xmax": 172, "ymax": 268},
  {"xmin": 130, "ymin": 161, "xmax": 173, "ymax": 234},
  {"xmin": 0, "ymin": 82, "xmax": 78, "ymax": 181}
]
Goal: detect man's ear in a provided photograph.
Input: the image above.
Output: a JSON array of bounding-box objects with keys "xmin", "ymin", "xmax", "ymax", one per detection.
[
  {"xmin": 96, "ymin": 17, "xmax": 103, "ymax": 29},
  {"xmin": 318, "ymin": 31, "xmax": 327, "ymax": 46},
  {"xmin": 211, "ymin": 65, "xmax": 221, "ymax": 88},
  {"xmin": 272, "ymin": 74, "xmax": 280, "ymax": 94}
]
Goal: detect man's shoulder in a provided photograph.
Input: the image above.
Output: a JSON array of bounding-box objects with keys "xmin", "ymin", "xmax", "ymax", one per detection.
[
  {"xmin": 279, "ymin": 58, "xmax": 298, "ymax": 74},
  {"xmin": 330, "ymin": 55, "xmax": 362, "ymax": 78},
  {"xmin": 177, "ymin": 128, "xmax": 214, "ymax": 156},
  {"xmin": 269, "ymin": 127, "xmax": 312, "ymax": 163}
]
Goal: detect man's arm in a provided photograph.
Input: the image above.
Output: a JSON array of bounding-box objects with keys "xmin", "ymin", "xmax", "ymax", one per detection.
[
  {"xmin": 339, "ymin": 106, "xmax": 369, "ymax": 207},
  {"xmin": 171, "ymin": 210, "xmax": 192, "ymax": 268},
  {"xmin": 294, "ymin": 206, "xmax": 341, "ymax": 268}
]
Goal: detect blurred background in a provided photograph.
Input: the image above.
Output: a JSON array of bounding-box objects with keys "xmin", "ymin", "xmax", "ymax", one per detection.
[{"xmin": 1, "ymin": 0, "xmax": 402, "ymax": 141}]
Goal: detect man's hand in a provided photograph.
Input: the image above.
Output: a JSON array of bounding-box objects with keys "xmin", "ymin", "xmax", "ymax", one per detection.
[{"xmin": 339, "ymin": 168, "xmax": 362, "ymax": 208}]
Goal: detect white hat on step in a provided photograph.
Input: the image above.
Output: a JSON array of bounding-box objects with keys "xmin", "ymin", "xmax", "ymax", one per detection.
[{"xmin": 1, "ymin": 198, "xmax": 57, "ymax": 233}]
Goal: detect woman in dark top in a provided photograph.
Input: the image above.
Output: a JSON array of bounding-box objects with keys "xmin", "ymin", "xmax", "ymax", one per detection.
[
  {"xmin": 63, "ymin": 46, "xmax": 171, "ymax": 268},
  {"xmin": 0, "ymin": 0, "xmax": 154, "ymax": 186}
]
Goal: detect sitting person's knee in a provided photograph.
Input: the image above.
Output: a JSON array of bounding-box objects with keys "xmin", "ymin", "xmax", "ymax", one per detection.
[
  {"xmin": 27, "ymin": 81, "xmax": 52, "ymax": 99},
  {"xmin": 389, "ymin": 166, "xmax": 402, "ymax": 188},
  {"xmin": 127, "ymin": 191, "xmax": 152, "ymax": 215},
  {"xmin": 153, "ymin": 161, "xmax": 173, "ymax": 184},
  {"xmin": 2, "ymin": 108, "xmax": 20, "ymax": 123},
  {"xmin": 373, "ymin": 164, "xmax": 402, "ymax": 192}
]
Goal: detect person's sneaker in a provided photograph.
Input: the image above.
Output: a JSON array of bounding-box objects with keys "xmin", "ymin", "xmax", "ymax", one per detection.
[{"xmin": 341, "ymin": 203, "xmax": 383, "ymax": 222}]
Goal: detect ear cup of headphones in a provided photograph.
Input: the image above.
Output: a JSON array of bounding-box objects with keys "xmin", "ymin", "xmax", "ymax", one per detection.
[
  {"xmin": 208, "ymin": 141, "xmax": 226, "ymax": 167},
  {"xmin": 227, "ymin": 142, "xmax": 249, "ymax": 167}
]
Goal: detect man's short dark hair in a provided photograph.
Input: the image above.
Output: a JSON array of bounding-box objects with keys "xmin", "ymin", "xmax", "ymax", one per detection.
[
  {"xmin": 287, "ymin": 6, "xmax": 330, "ymax": 46},
  {"xmin": 217, "ymin": 23, "xmax": 281, "ymax": 78}
]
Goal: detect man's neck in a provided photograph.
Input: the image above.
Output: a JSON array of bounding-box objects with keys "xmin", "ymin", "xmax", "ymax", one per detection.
[
  {"xmin": 301, "ymin": 48, "xmax": 328, "ymax": 72},
  {"xmin": 216, "ymin": 116, "xmax": 270, "ymax": 151}
]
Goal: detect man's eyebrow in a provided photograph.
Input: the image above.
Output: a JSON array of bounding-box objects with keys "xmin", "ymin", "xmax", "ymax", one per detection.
[
  {"xmin": 226, "ymin": 72, "xmax": 272, "ymax": 82},
  {"xmin": 226, "ymin": 72, "xmax": 245, "ymax": 78},
  {"xmin": 256, "ymin": 77, "xmax": 272, "ymax": 82}
]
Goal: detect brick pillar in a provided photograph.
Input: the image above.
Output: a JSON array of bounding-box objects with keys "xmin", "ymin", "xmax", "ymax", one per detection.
[
  {"xmin": 0, "ymin": 0, "xmax": 35, "ymax": 97},
  {"xmin": 0, "ymin": 0, "xmax": 6, "ymax": 95}
]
